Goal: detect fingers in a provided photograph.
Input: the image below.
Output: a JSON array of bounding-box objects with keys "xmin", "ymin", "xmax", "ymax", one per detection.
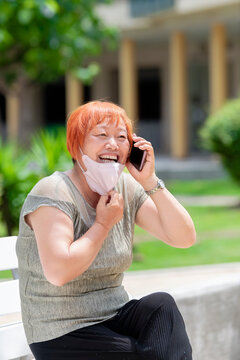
[
  {"xmin": 98, "ymin": 191, "xmax": 123, "ymax": 206},
  {"xmin": 106, "ymin": 190, "xmax": 123, "ymax": 206},
  {"xmin": 127, "ymin": 134, "xmax": 155, "ymax": 179},
  {"xmin": 96, "ymin": 190, "xmax": 124, "ymax": 230},
  {"xmin": 132, "ymin": 134, "xmax": 153, "ymax": 150},
  {"xmin": 132, "ymin": 137, "xmax": 154, "ymax": 161},
  {"xmin": 98, "ymin": 193, "xmax": 109, "ymax": 205}
]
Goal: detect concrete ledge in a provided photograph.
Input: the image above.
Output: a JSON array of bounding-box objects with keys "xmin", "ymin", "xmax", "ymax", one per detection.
[
  {"xmin": 155, "ymin": 155, "xmax": 226, "ymax": 180},
  {"xmin": 123, "ymin": 263, "xmax": 240, "ymax": 360}
]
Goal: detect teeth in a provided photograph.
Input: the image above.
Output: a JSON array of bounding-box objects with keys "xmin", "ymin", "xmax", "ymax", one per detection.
[
  {"xmin": 101, "ymin": 160, "xmax": 115, "ymax": 163},
  {"xmin": 99, "ymin": 155, "xmax": 117, "ymax": 161}
]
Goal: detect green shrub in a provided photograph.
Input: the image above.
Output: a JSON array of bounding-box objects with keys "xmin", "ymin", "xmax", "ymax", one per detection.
[
  {"xmin": 200, "ymin": 99, "xmax": 240, "ymax": 185},
  {"xmin": 29, "ymin": 127, "xmax": 72, "ymax": 178},
  {"xmin": 0, "ymin": 127, "xmax": 72, "ymax": 236},
  {"xmin": 0, "ymin": 139, "xmax": 38, "ymax": 235}
]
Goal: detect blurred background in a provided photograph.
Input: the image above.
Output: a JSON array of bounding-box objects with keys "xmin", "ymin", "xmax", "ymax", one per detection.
[
  {"xmin": 0, "ymin": 0, "xmax": 239, "ymax": 155},
  {"xmin": 0, "ymin": 0, "xmax": 240, "ymax": 270},
  {"xmin": 1, "ymin": 4, "xmax": 240, "ymax": 357}
]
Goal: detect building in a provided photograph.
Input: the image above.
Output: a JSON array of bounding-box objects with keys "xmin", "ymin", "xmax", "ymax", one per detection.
[{"xmin": 1, "ymin": 0, "xmax": 240, "ymax": 157}]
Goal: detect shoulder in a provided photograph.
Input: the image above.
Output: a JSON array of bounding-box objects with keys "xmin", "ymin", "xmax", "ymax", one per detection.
[
  {"xmin": 116, "ymin": 171, "xmax": 134, "ymax": 193},
  {"xmin": 117, "ymin": 171, "xmax": 147, "ymax": 203},
  {"xmin": 29, "ymin": 171, "xmax": 73, "ymax": 203},
  {"xmin": 20, "ymin": 172, "xmax": 76, "ymax": 228},
  {"xmin": 30, "ymin": 172, "xmax": 62, "ymax": 195}
]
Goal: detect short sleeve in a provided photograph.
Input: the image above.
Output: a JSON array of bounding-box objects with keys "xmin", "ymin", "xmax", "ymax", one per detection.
[
  {"xmin": 118, "ymin": 172, "xmax": 148, "ymax": 220},
  {"xmin": 19, "ymin": 173, "xmax": 77, "ymax": 234}
]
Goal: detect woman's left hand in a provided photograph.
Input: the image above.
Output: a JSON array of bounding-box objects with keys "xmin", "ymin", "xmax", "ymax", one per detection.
[{"xmin": 126, "ymin": 134, "xmax": 156, "ymax": 187}]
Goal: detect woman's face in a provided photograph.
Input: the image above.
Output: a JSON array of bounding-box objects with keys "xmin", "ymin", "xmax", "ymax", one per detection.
[{"xmin": 81, "ymin": 118, "xmax": 130, "ymax": 165}]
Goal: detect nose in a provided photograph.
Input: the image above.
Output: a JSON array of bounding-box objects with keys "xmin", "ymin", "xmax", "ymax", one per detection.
[{"xmin": 106, "ymin": 136, "xmax": 119, "ymax": 149}]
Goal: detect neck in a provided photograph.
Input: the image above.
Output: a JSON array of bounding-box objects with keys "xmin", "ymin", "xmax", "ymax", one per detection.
[{"xmin": 68, "ymin": 164, "xmax": 100, "ymax": 208}]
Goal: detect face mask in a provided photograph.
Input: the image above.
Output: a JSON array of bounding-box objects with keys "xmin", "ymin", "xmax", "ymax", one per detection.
[{"xmin": 77, "ymin": 148, "xmax": 125, "ymax": 195}]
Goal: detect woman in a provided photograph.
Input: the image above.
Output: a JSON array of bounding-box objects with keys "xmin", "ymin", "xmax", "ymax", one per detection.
[{"xmin": 17, "ymin": 100, "xmax": 196, "ymax": 360}]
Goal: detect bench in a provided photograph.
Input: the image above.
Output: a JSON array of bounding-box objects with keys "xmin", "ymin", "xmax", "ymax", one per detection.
[{"xmin": 0, "ymin": 236, "xmax": 33, "ymax": 360}]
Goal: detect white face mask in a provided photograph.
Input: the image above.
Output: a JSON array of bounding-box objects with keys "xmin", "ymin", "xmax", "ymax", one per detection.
[{"xmin": 77, "ymin": 148, "xmax": 125, "ymax": 195}]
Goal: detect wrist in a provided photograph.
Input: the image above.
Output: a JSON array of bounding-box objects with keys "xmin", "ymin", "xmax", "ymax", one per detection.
[
  {"xmin": 144, "ymin": 177, "xmax": 165, "ymax": 196},
  {"xmin": 141, "ymin": 175, "xmax": 159, "ymax": 191},
  {"xmin": 95, "ymin": 221, "xmax": 110, "ymax": 233}
]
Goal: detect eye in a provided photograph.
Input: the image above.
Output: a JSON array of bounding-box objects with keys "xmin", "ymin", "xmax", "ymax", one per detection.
[
  {"xmin": 98, "ymin": 133, "xmax": 107, "ymax": 137},
  {"xmin": 119, "ymin": 135, "xmax": 127, "ymax": 139}
]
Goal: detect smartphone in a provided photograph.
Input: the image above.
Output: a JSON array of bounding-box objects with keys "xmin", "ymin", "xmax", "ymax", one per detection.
[{"xmin": 129, "ymin": 142, "xmax": 147, "ymax": 171}]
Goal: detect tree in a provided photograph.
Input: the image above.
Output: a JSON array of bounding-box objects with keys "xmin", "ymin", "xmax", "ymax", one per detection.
[
  {"xmin": 0, "ymin": 0, "xmax": 117, "ymax": 140},
  {"xmin": 200, "ymin": 99, "xmax": 240, "ymax": 185}
]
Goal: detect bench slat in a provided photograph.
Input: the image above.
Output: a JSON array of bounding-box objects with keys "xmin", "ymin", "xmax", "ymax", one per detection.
[
  {"xmin": 0, "ymin": 279, "xmax": 21, "ymax": 315},
  {"xmin": 0, "ymin": 323, "xmax": 31, "ymax": 359},
  {"xmin": 0, "ymin": 235, "xmax": 32, "ymax": 359},
  {"xmin": 0, "ymin": 236, "xmax": 18, "ymax": 271},
  {"xmin": 0, "ymin": 312, "xmax": 22, "ymax": 326}
]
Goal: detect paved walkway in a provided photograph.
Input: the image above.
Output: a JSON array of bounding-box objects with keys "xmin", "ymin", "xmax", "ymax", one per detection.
[{"xmin": 176, "ymin": 194, "xmax": 240, "ymax": 207}]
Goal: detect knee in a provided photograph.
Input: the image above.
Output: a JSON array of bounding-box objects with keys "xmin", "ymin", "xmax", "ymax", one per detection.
[
  {"xmin": 153, "ymin": 292, "xmax": 176, "ymax": 308},
  {"xmin": 141, "ymin": 292, "xmax": 177, "ymax": 312}
]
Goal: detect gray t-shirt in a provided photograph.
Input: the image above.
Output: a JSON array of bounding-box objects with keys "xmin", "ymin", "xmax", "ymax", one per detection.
[{"xmin": 16, "ymin": 171, "xmax": 147, "ymax": 344}]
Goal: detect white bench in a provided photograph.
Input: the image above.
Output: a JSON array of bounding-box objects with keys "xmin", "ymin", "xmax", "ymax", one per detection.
[{"xmin": 0, "ymin": 236, "xmax": 32, "ymax": 360}]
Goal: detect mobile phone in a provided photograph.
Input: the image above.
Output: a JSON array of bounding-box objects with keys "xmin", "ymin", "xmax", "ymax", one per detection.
[{"xmin": 129, "ymin": 142, "xmax": 147, "ymax": 171}]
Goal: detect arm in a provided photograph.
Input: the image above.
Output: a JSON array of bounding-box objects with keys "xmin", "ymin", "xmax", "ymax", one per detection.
[
  {"xmin": 135, "ymin": 184, "xmax": 196, "ymax": 248},
  {"xmin": 126, "ymin": 135, "xmax": 196, "ymax": 248},
  {"xmin": 26, "ymin": 191, "xmax": 123, "ymax": 286}
]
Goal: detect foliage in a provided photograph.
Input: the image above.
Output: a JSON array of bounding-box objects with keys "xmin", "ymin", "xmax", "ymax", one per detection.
[
  {"xmin": 0, "ymin": 127, "xmax": 72, "ymax": 236},
  {"xmin": 200, "ymin": 99, "xmax": 240, "ymax": 185},
  {"xmin": 0, "ymin": 138, "xmax": 38, "ymax": 235},
  {"xmin": 0, "ymin": 0, "xmax": 117, "ymax": 89},
  {"xmin": 29, "ymin": 126, "xmax": 72, "ymax": 178}
]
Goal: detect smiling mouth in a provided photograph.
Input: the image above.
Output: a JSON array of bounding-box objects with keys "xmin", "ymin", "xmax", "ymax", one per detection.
[{"xmin": 99, "ymin": 155, "xmax": 118, "ymax": 163}]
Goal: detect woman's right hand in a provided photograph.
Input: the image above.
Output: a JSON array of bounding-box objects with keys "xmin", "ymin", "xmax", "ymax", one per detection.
[{"xmin": 96, "ymin": 190, "xmax": 124, "ymax": 231}]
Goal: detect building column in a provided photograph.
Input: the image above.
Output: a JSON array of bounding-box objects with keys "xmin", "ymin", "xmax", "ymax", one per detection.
[
  {"xmin": 209, "ymin": 24, "xmax": 227, "ymax": 114},
  {"xmin": 119, "ymin": 38, "xmax": 138, "ymax": 127},
  {"xmin": 6, "ymin": 92, "xmax": 20, "ymax": 140},
  {"xmin": 92, "ymin": 66, "xmax": 110, "ymax": 100},
  {"xmin": 235, "ymin": 43, "xmax": 240, "ymax": 96},
  {"xmin": 170, "ymin": 32, "xmax": 188, "ymax": 158},
  {"xmin": 65, "ymin": 74, "xmax": 84, "ymax": 117}
]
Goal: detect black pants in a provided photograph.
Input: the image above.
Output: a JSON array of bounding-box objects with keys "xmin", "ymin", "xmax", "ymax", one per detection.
[{"xmin": 30, "ymin": 292, "xmax": 192, "ymax": 360}]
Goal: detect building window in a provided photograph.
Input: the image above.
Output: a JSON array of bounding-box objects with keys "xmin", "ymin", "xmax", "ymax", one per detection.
[
  {"xmin": 138, "ymin": 68, "xmax": 161, "ymax": 122},
  {"xmin": 43, "ymin": 78, "xmax": 66, "ymax": 127},
  {"xmin": 0, "ymin": 93, "xmax": 6, "ymax": 124}
]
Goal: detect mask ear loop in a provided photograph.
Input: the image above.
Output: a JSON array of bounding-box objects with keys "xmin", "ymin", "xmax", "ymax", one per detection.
[{"xmin": 77, "ymin": 147, "xmax": 86, "ymax": 173}]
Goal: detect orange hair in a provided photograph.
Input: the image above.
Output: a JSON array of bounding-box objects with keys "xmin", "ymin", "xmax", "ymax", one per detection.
[{"xmin": 67, "ymin": 100, "xmax": 133, "ymax": 160}]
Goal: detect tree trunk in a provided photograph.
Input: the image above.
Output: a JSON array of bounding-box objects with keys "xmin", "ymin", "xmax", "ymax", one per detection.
[{"xmin": 6, "ymin": 80, "xmax": 44, "ymax": 145}]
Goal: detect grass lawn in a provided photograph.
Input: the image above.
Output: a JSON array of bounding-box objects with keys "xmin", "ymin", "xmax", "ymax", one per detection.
[
  {"xmin": 130, "ymin": 237, "xmax": 240, "ymax": 271},
  {"xmin": 0, "ymin": 221, "xmax": 6, "ymax": 237},
  {"xmin": 167, "ymin": 177, "xmax": 240, "ymax": 196},
  {"xmin": 129, "ymin": 205, "xmax": 240, "ymax": 271}
]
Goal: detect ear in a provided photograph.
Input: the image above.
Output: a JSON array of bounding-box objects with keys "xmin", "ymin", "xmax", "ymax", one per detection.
[
  {"xmin": 127, "ymin": 139, "xmax": 134, "ymax": 157},
  {"xmin": 127, "ymin": 144, "xmax": 132, "ymax": 160}
]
